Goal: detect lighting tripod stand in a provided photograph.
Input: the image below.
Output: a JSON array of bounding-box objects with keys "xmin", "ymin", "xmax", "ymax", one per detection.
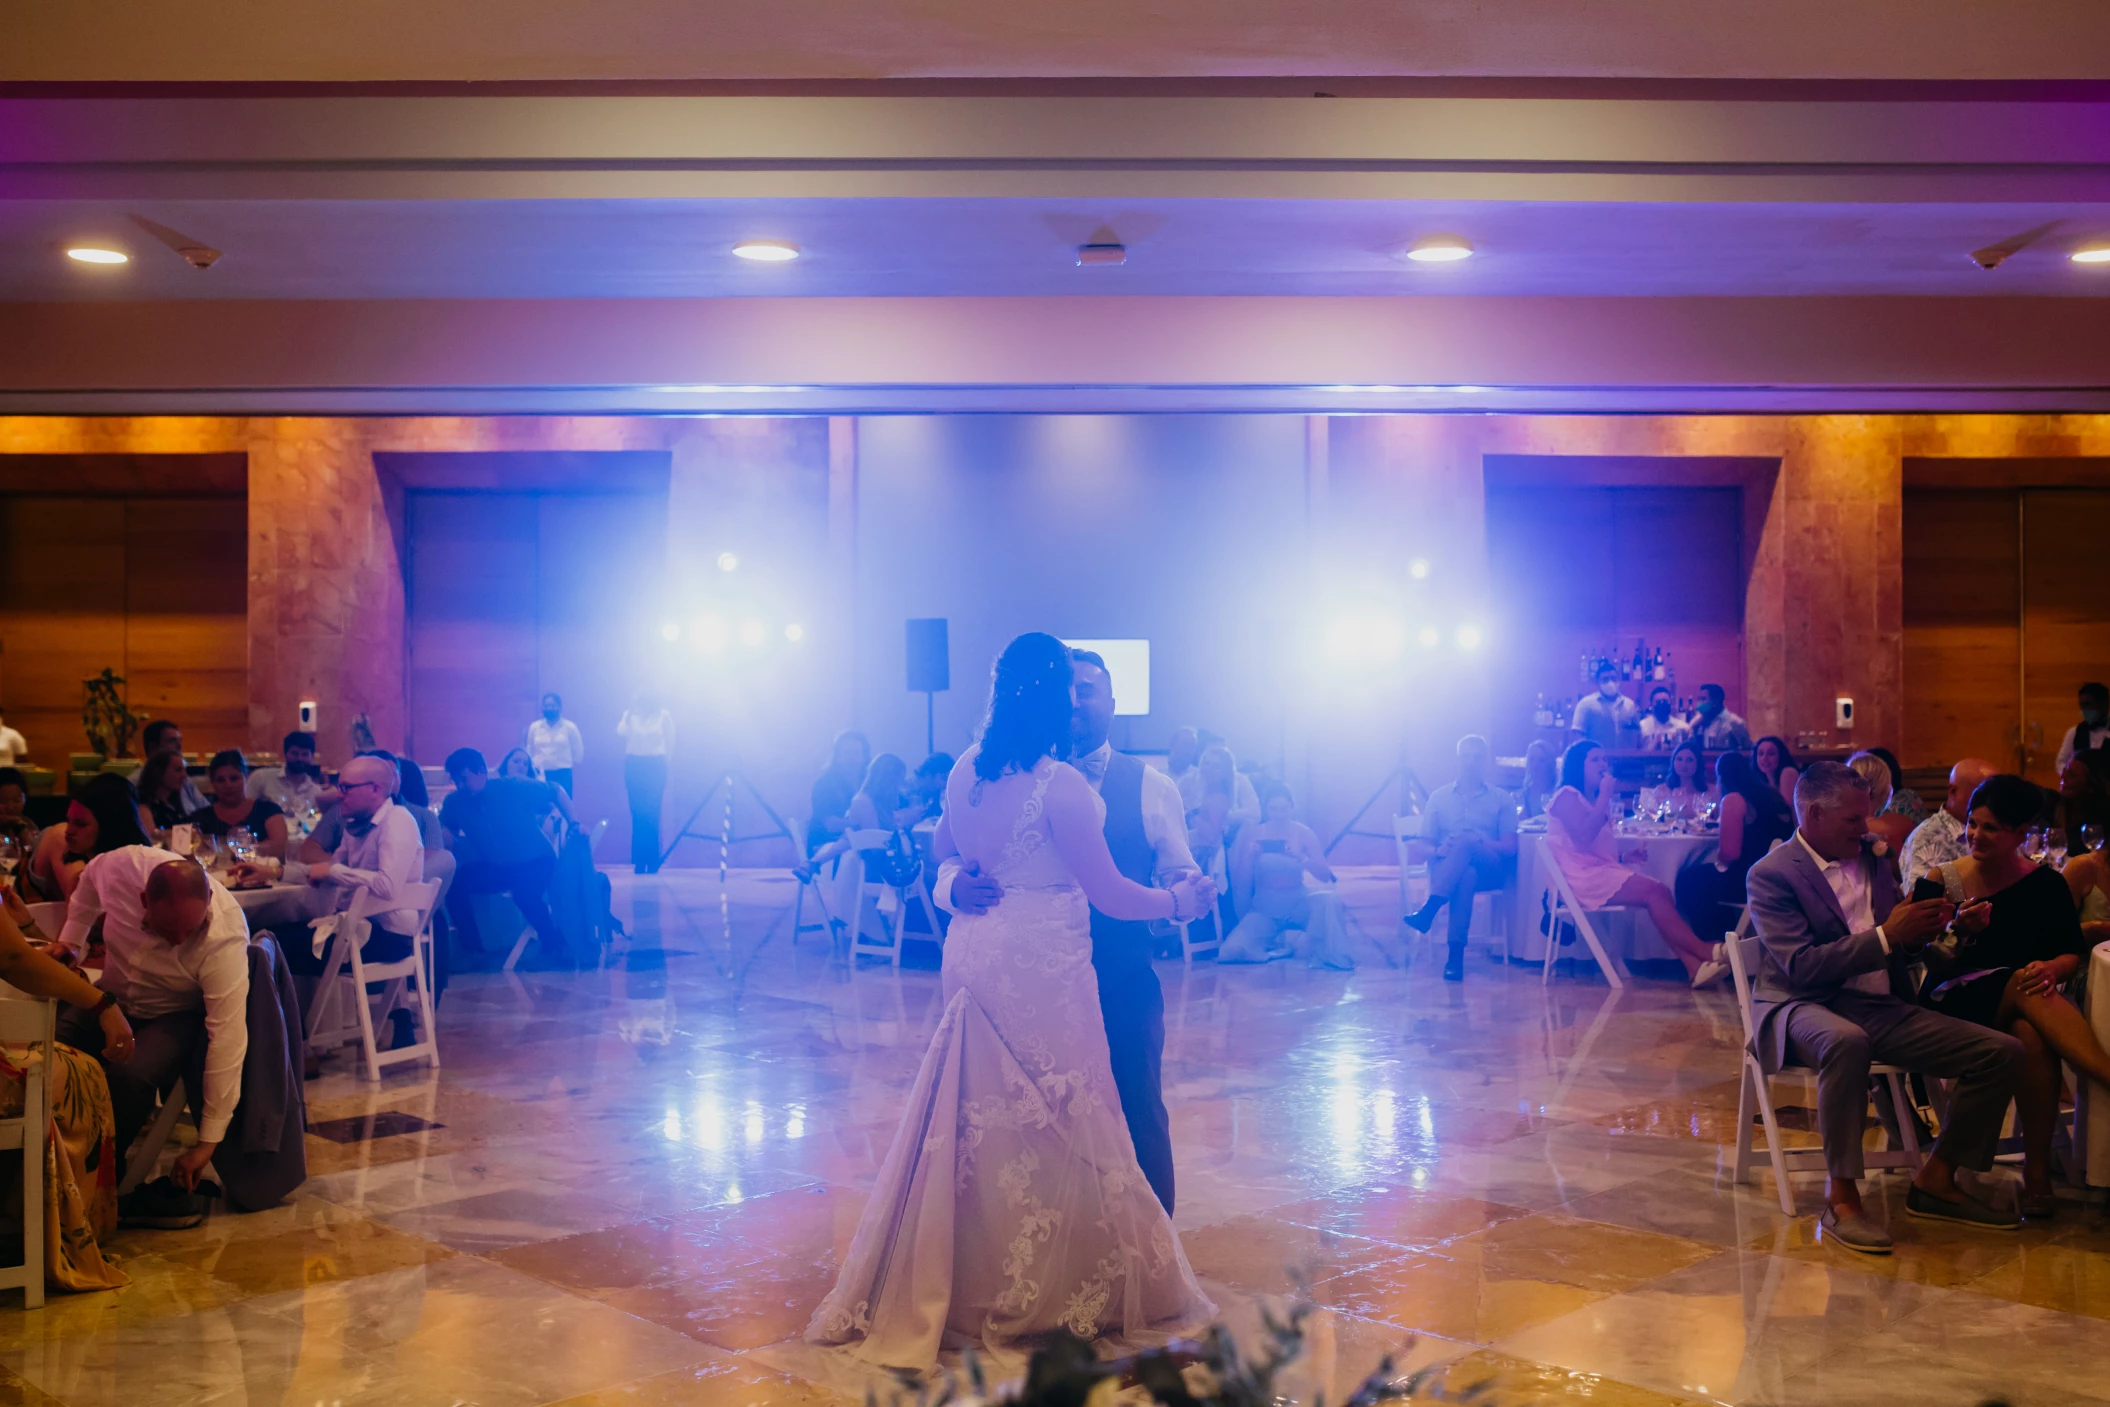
[{"xmin": 658, "ymin": 770, "xmax": 802, "ymax": 872}]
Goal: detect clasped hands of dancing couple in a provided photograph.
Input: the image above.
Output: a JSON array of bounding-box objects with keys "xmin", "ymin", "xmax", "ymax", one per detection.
[{"xmin": 805, "ymin": 634, "xmax": 1220, "ymax": 1372}]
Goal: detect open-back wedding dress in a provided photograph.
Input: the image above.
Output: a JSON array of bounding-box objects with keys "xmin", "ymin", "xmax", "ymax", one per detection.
[{"xmin": 806, "ymin": 750, "xmax": 1214, "ymax": 1370}]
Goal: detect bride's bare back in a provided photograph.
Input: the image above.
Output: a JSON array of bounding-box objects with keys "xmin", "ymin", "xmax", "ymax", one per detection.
[{"xmin": 941, "ymin": 750, "xmax": 1169, "ymax": 920}]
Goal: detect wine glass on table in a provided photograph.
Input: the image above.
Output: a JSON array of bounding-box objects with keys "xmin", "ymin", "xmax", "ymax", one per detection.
[
  {"xmin": 0, "ymin": 834, "xmax": 19, "ymax": 898},
  {"xmin": 2045, "ymin": 827, "xmax": 2069, "ymax": 870},
  {"xmin": 2023, "ymin": 827, "xmax": 2048, "ymax": 867}
]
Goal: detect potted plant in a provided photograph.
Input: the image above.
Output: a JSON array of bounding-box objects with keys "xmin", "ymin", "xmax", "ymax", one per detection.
[{"xmin": 80, "ymin": 668, "xmax": 146, "ymax": 761}]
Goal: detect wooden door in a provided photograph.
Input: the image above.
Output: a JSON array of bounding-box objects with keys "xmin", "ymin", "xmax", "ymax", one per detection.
[
  {"xmin": 1902, "ymin": 489, "xmax": 2020, "ymax": 772},
  {"xmin": 2022, "ymin": 491, "xmax": 2110, "ymax": 783}
]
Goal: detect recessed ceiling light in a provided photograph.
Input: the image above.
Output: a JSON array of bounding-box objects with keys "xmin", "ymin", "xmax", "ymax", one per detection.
[
  {"xmin": 2072, "ymin": 245, "xmax": 2110, "ymax": 264},
  {"xmin": 65, "ymin": 246, "xmax": 129, "ymax": 265},
  {"xmin": 1403, "ymin": 234, "xmax": 1474, "ymax": 263},
  {"xmin": 732, "ymin": 239, "xmax": 800, "ymax": 262}
]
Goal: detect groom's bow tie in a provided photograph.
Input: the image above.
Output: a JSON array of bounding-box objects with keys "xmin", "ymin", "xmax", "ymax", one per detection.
[{"xmin": 1075, "ymin": 751, "xmax": 1108, "ymax": 784}]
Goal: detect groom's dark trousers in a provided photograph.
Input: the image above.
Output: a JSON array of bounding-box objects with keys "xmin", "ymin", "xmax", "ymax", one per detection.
[{"xmin": 1091, "ymin": 752, "xmax": 1177, "ymax": 1215}]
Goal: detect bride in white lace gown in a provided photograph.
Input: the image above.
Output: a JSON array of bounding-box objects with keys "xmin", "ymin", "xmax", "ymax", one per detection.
[{"xmin": 806, "ymin": 633, "xmax": 1218, "ymax": 1371}]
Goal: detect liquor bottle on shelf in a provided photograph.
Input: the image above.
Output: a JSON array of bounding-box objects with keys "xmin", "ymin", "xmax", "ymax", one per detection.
[
  {"xmin": 1651, "ymin": 646, "xmax": 1666, "ymax": 681},
  {"xmin": 1533, "ymin": 693, "xmax": 1554, "ymax": 728},
  {"xmin": 1633, "ymin": 638, "xmax": 1647, "ymax": 681}
]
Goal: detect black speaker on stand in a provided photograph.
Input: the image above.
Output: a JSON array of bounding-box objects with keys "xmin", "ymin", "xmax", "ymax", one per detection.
[{"xmin": 906, "ymin": 618, "xmax": 950, "ymax": 756}]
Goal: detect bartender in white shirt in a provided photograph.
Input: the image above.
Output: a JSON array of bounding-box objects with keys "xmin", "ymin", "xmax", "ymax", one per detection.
[{"xmin": 55, "ymin": 848, "xmax": 251, "ymax": 1191}]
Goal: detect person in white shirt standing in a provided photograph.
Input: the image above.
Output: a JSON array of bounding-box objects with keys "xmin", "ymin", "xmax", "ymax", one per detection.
[
  {"xmin": 617, "ymin": 690, "xmax": 675, "ymax": 874},
  {"xmin": 0, "ymin": 708, "xmax": 27, "ymax": 767},
  {"xmin": 525, "ymin": 693, "xmax": 585, "ymax": 797},
  {"xmin": 54, "ymin": 849, "xmax": 251, "ymax": 1207},
  {"xmin": 2056, "ymin": 682, "xmax": 2110, "ymax": 776}
]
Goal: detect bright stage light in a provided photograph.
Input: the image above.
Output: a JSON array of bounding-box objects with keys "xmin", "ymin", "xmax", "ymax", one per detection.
[
  {"xmin": 1370, "ymin": 618, "xmax": 1406, "ymax": 655},
  {"xmin": 692, "ymin": 614, "xmax": 727, "ymax": 651},
  {"xmin": 738, "ymin": 618, "xmax": 766, "ymax": 647},
  {"xmin": 716, "ymin": 552, "xmax": 739, "ymax": 572},
  {"xmin": 660, "ymin": 621, "xmax": 681, "ymax": 642},
  {"xmin": 1325, "ymin": 619, "xmax": 1361, "ymax": 657},
  {"xmin": 66, "ymin": 246, "xmax": 129, "ymax": 265},
  {"xmin": 1456, "ymin": 623, "xmax": 1483, "ymax": 650},
  {"xmin": 784, "ymin": 622, "xmax": 805, "ymax": 642},
  {"xmin": 1408, "ymin": 557, "xmax": 1430, "ymax": 579},
  {"xmin": 1417, "ymin": 625, "xmax": 1441, "ymax": 649}
]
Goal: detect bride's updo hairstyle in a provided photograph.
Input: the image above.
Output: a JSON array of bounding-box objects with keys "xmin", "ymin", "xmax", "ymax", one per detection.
[{"xmin": 974, "ymin": 632, "xmax": 1074, "ymax": 782}]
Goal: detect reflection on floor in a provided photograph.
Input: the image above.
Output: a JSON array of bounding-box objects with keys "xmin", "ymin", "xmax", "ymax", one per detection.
[{"xmin": 4, "ymin": 866, "xmax": 2103, "ymax": 1406}]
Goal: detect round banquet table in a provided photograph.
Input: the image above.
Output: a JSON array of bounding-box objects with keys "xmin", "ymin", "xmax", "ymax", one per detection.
[
  {"xmin": 225, "ymin": 880, "xmax": 332, "ymax": 932},
  {"xmin": 1508, "ymin": 823, "xmax": 1719, "ymax": 964}
]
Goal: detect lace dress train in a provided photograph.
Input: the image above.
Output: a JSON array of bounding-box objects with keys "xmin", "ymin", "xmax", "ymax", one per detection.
[{"xmin": 806, "ymin": 761, "xmax": 1214, "ymax": 1371}]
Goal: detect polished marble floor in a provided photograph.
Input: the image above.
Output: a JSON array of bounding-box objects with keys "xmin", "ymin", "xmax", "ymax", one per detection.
[{"xmin": 5, "ymin": 866, "xmax": 2106, "ymax": 1407}]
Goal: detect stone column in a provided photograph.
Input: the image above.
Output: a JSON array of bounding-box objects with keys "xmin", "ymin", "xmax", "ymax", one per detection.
[
  {"xmin": 245, "ymin": 420, "xmax": 406, "ymax": 765},
  {"xmin": 1748, "ymin": 416, "xmax": 1904, "ymax": 752}
]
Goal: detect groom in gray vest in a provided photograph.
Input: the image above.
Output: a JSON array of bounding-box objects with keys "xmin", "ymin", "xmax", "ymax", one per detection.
[{"xmin": 937, "ymin": 648, "xmax": 1198, "ymax": 1214}]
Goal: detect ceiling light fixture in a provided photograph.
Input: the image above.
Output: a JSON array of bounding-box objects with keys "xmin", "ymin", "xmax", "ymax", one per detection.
[
  {"xmin": 2072, "ymin": 245, "xmax": 2110, "ymax": 264},
  {"xmin": 732, "ymin": 239, "xmax": 800, "ymax": 262},
  {"xmin": 65, "ymin": 246, "xmax": 128, "ymax": 265},
  {"xmin": 1403, "ymin": 234, "xmax": 1474, "ymax": 263}
]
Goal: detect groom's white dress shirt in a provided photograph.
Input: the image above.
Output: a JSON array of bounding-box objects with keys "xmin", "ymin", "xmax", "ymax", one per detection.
[{"xmin": 932, "ymin": 744, "xmax": 1196, "ymax": 913}]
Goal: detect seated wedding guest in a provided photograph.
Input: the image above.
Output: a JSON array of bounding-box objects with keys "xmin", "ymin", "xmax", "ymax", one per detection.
[
  {"xmin": 524, "ymin": 692, "xmax": 584, "ymax": 796},
  {"xmin": 2063, "ymin": 823, "xmax": 2110, "ymax": 947},
  {"xmin": 1638, "ymin": 686, "xmax": 1690, "ymax": 751},
  {"xmin": 2056, "ymin": 681, "xmax": 2110, "ymax": 775},
  {"xmin": 0, "ymin": 767, "xmax": 36, "ymax": 857},
  {"xmin": 141, "ymin": 720, "xmax": 209, "ymax": 815},
  {"xmin": 496, "ymin": 747, "xmax": 539, "ymax": 782},
  {"xmin": 0, "ymin": 888, "xmax": 131, "ymax": 1281},
  {"xmin": 1405, "ymin": 735, "xmax": 1518, "ymax": 982},
  {"xmin": 1220, "ymin": 783, "xmax": 1352, "ymax": 969},
  {"xmin": 1689, "ymin": 682, "xmax": 1753, "ymax": 751},
  {"xmin": 1547, "ymin": 740, "xmax": 1722, "ymax": 985},
  {"xmin": 1651, "ymin": 738, "xmax": 1713, "ymax": 820},
  {"xmin": 1676, "ymin": 751, "xmax": 1794, "ymax": 943},
  {"xmin": 439, "ymin": 747, "xmax": 575, "ymax": 967},
  {"xmin": 1569, "ymin": 663, "xmax": 1638, "ymax": 749},
  {"xmin": 2056, "ymin": 747, "xmax": 2110, "ymax": 847},
  {"xmin": 1753, "ymin": 735, "xmax": 1800, "ymax": 801},
  {"xmin": 807, "ymin": 730, "xmax": 871, "ymax": 855},
  {"xmin": 617, "ymin": 690, "xmax": 674, "ymax": 874},
  {"xmin": 304, "ymin": 750, "xmax": 443, "ymax": 858},
  {"xmin": 1866, "ymin": 747, "xmax": 1927, "ymax": 824},
  {"xmin": 1922, "ymin": 772, "xmax": 2110, "ymax": 1217},
  {"xmin": 136, "ymin": 749, "xmax": 195, "ymax": 835},
  {"xmin": 1847, "ymin": 751, "xmax": 1916, "ymax": 856},
  {"xmin": 1901, "ymin": 756, "xmax": 2000, "ymax": 882},
  {"xmin": 54, "ymin": 850, "xmax": 251, "ymax": 1225},
  {"xmin": 1520, "ymin": 739, "xmax": 1559, "ymax": 820},
  {"xmin": 249, "ymin": 730, "xmax": 332, "ymax": 816},
  {"xmin": 909, "ymin": 752, "xmax": 954, "ymax": 821},
  {"xmin": 27, "ymin": 773, "xmax": 150, "ymax": 902},
  {"xmin": 186, "ymin": 750, "xmax": 289, "ymax": 858},
  {"xmin": 1745, "ymin": 760, "xmax": 2024, "ymax": 1251},
  {"xmin": 1181, "ymin": 743, "xmax": 1260, "ymax": 873},
  {"xmin": 234, "ymin": 755, "xmax": 425, "ymax": 993},
  {"xmin": 0, "ymin": 707, "xmax": 25, "ymax": 767}
]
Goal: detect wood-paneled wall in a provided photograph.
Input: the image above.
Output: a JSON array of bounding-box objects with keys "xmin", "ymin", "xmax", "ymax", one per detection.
[{"xmin": 0, "ymin": 494, "xmax": 247, "ymax": 762}]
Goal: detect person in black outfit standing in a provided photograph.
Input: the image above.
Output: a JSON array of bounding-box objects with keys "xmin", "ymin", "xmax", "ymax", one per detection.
[
  {"xmin": 937, "ymin": 649, "xmax": 1198, "ymax": 1215},
  {"xmin": 1921, "ymin": 773, "xmax": 2110, "ymax": 1217}
]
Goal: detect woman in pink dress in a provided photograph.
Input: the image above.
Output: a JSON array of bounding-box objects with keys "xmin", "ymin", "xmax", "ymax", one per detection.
[{"xmin": 1546, "ymin": 740, "xmax": 1722, "ymax": 986}]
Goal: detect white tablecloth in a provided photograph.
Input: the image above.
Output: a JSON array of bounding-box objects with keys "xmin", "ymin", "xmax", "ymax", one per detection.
[
  {"xmin": 226, "ymin": 881, "xmax": 331, "ymax": 931},
  {"xmin": 2087, "ymin": 943, "xmax": 2110, "ymax": 1186},
  {"xmin": 1508, "ymin": 826, "xmax": 1718, "ymax": 962}
]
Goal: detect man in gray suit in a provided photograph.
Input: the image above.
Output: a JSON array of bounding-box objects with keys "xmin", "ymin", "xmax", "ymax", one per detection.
[{"xmin": 1746, "ymin": 761, "xmax": 2025, "ymax": 1253}]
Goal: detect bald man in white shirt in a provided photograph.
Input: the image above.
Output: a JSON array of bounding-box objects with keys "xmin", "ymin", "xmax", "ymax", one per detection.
[{"xmin": 55, "ymin": 850, "xmax": 250, "ymax": 1193}]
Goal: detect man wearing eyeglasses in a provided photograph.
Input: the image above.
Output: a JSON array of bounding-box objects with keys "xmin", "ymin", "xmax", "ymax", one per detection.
[{"xmin": 233, "ymin": 755, "xmax": 424, "ymax": 988}]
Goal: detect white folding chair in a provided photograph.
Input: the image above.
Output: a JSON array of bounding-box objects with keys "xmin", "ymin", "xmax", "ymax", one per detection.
[
  {"xmin": 839, "ymin": 831, "xmax": 904, "ymax": 969},
  {"xmin": 1176, "ymin": 846, "xmax": 1229, "ymax": 965},
  {"xmin": 115, "ymin": 1076, "xmax": 188, "ymax": 1197},
  {"xmin": 0, "ymin": 996, "xmax": 52, "ymax": 1307},
  {"xmin": 1393, "ymin": 813, "xmax": 1429, "ymax": 922},
  {"xmin": 357, "ymin": 879, "xmax": 444, "ymax": 1082},
  {"xmin": 790, "ymin": 819, "xmax": 837, "ymax": 947},
  {"xmin": 1536, "ymin": 834, "xmax": 1628, "ymax": 989},
  {"xmin": 504, "ymin": 819, "xmax": 605, "ymax": 973},
  {"xmin": 1726, "ymin": 931, "xmax": 1922, "ymax": 1214}
]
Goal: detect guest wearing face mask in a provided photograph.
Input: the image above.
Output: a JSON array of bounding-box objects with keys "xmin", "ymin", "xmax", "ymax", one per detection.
[
  {"xmin": 1569, "ymin": 664, "xmax": 1639, "ymax": 750},
  {"xmin": 1688, "ymin": 682, "xmax": 1753, "ymax": 752},
  {"xmin": 1638, "ymin": 686, "xmax": 1690, "ymax": 751},
  {"xmin": 2056, "ymin": 682, "xmax": 2110, "ymax": 776}
]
